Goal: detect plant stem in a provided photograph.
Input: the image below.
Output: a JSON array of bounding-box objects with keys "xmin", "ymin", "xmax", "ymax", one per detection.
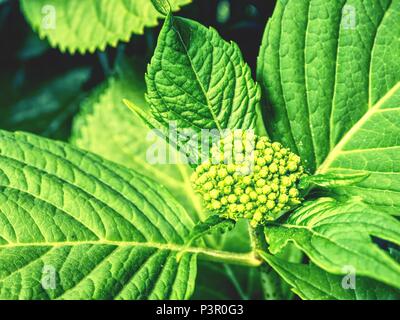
[
  {"xmin": 250, "ymin": 225, "xmax": 268, "ymax": 252},
  {"xmin": 197, "ymin": 248, "xmax": 262, "ymax": 267},
  {"xmin": 250, "ymin": 226, "xmax": 283, "ymax": 300}
]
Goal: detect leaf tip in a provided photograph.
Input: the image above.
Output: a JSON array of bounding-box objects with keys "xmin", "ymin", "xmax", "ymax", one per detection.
[{"xmin": 151, "ymin": 0, "xmax": 172, "ymax": 16}]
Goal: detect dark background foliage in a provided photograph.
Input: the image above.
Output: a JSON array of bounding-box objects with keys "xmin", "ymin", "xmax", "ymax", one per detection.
[{"xmin": 0, "ymin": 0, "xmax": 276, "ymax": 141}]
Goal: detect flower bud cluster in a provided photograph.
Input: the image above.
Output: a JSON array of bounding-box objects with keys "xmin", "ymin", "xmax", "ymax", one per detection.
[{"xmin": 191, "ymin": 132, "xmax": 306, "ymax": 227}]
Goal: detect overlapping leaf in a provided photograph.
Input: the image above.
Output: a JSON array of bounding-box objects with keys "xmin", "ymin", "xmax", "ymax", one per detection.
[
  {"xmin": 21, "ymin": 0, "xmax": 191, "ymax": 53},
  {"xmin": 265, "ymin": 198, "xmax": 400, "ymax": 289},
  {"xmin": 0, "ymin": 67, "xmax": 90, "ymax": 140},
  {"xmin": 71, "ymin": 61, "xmax": 205, "ymax": 222},
  {"xmin": 260, "ymin": 252, "xmax": 400, "ymax": 300},
  {"xmin": 146, "ymin": 14, "xmax": 261, "ymax": 143}
]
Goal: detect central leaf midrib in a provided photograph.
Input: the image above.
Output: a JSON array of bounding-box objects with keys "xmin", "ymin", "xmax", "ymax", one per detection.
[
  {"xmin": 0, "ymin": 240, "xmax": 259, "ymax": 265},
  {"xmin": 318, "ymin": 82, "xmax": 400, "ymax": 173},
  {"xmin": 171, "ymin": 18, "xmax": 223, "ymax": 132}
]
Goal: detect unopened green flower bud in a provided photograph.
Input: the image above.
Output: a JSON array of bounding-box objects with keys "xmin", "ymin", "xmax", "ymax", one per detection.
[
  {"xmin": 287, "ymin": 161, "xmax": 298, "ymax": 172},
  {"xmin": 240, "ymin": 194, "xmax": 250, "ymax": 204},
  {"xmin": 278, "ymin": 194, "xmax": 289, "ymax": 204},
  {"xmin": 211, "ymin": 200, "xmax": 221, "ymax": 210},
  {"xmin": 258, "ymin": 194, "xmax": 267, "ymax": 203},
  {"xmin": 192, "ymin": 132, "xmax": 307, "ymax": 227},
  {"xmin": 259, "ymin": 168, "xmax": 269, "ymax": 178},
  {"xmin": 262, "ymin": 185, "xmax": 272, "ymax": 194},
  {"xmin": 243, "ymin": 176, "xmax": 252, "ymax": 185},
  {"xmin": 268, "ymin": 192, "xmax": 277, "ymax": 200},
  {"xmin": 210, "ymin": 189, "xmax": 220, "ymax": 199},
  {"xmin": 204, "ymin": 181, "xmax": 214, "ymax": 191},
  {"xmin": 227, "ymin": 194, "xmax": 237, "ymax": 203},
  {"xmin": 269, "ymin": 163, "xmax": 278, "ymax": 173},
  {"xmin": 266, "ymin": 200, "xmax": 275, "ymax": 210},
  {"xmin": 224, "ymin": 176, "xmax": 234, "ymax": 186},
  {"xmin": 249, "ymin": 191, "xmax": 258, "ymax": 200},
  {"xmin": 256, "ymin": 179, "xmax": 266, "ymax": 188},
  {"xmin": 289, "ymin": 188, "xmax": 299, "ymax": 198}
]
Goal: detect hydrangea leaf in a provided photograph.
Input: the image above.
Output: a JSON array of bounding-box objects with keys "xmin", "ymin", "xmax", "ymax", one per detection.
[
  {"xmin": 318, "ymin": 83, "xmax": 400, "ymax": 215},
  {"xmin": 20, "ymin": 0, "xmax": 191, "ymax": 54},
  {"xmin": 260, "ymin": 252, "xmax": 400, "ymax": 300},
  {"xmin": 0, "ymin": 67, "xmax": 90, "ymax": 140},
  {"xmin": 257, "ymin": 0, "xmax": 400, "ymax": 172},
  {"xmin": 146, "ymin": 14, "xmax": 261, "ymax": 141},
  {"xmin": 71, "ymin": 61, "xmax": 206, "ymax": 223},
  {"xmin": 265, "ymin": 197, "xmax": 400, "ymax": 289},
  {"xmin": 0, "ymin": 130, "xmax": 198, "ymax": 299},
  {"xmin": 185, "ymin": 215, "xmax": 236, "ymax": 246}
]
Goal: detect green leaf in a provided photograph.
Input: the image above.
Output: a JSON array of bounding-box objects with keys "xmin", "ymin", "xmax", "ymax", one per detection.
[
  {"xmin": 151, "ymin": 0, "xmax": 172, "ymax": 15},
  {"xmin": 185, "ymin": 215, "xmax": 235, "ymax": 246},
  {"xmin": 146, "ymin": 14, "xmax": 261, "ymax": 152},
  {"xmin": 193, "ymin": 261, "xmax": 263, "ymax": 300},
  {"xmin": 0, "ymin": 129, "xmax": 198, "ymax": 299},
  {"xmin": 257, "ymin": 0, "xmax": 400, "ymax": 172},
  {"xmin": 71, "ymin": 62, "xmax": 206, "ymax": 222},
  {"xmin": 0, "ymin": 67, "xmax": 90, "ymax": 140},
  {"xmin": 260, "ymin": 252, "xmax": 400, "ymax": 300},
  {"xmin": 265, "ymin": 197, "xmax": 400, "ymax": 289},
  {"xmin": 298, "ymin": 172, "xmax": 370, "ymax": 190},
  {"xmin": 260, "ymin": 243, "xmax": 303, "ymax": 300},
  {"xmin": 20, "ymin": 0, "xmax": 191, "ymax": 54},
  {"xmin": 318, "ymin": 83, "xmax": 400, "ymax": 215}
]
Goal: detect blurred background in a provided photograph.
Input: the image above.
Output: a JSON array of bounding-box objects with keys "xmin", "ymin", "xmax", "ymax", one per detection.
[{"xmin": 0, "ymin": 0, "xmax": 277, "ymax": 141}]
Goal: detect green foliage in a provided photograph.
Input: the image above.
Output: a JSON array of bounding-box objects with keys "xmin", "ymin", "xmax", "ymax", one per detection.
[
  {"xmin": 0, "ymin": 0, "xmax": 399, "ymax": 301},
  {"xmin": 0, "ymin": 130, "xmax": 197, "ymax": 299},
  {"xmin": 21, "ymin": 0, "xmax": 191, "ymax": 53},
  {"xmin": 145, "ymin": 14, "xmax": 261, "ymax": 156},
  {"xmin": 0, "ymin": 67, "xmax": 90, "ymax": 140},
  {"xmin": 71, "ymin": 61, "xmax": 205, "ymax": 222},
  {"xmin": 260, "ymin": 252, "xmax": 400, "ymax": 300},
  {"xmin": 257, "ymin": 0, "xmax": 400, "ymax": 172},
  {"xmin": 318, "ymin": 83, "xmax": 400, "ymax": 215},
  {"xmin": 265, "ymin": 198, "xmax": 400, "ymax": 289},
  {"xmin": 71, "ymin": 60, "xmax": 261, "ymax": 299}
]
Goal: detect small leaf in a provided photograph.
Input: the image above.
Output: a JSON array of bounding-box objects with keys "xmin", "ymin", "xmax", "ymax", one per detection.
[
  {"xmin": 298, "ymin": 172, "xmax": 370, "ymax": 190},
  {"xmin": 186, "ymin": 215, "xmax": 236, "ymax": 246},
  {"xmin": 146, "ymin": 14, "xmax": 261, "ymax": 159},
  {"xmin": 151, "ymin": 0, "xmax": 172, "ymax": 15}
]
